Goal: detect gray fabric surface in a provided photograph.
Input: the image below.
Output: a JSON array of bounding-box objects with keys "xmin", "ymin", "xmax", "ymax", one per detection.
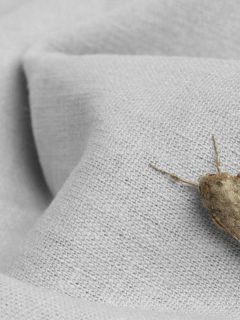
[{"xmin": 1, "ymin": 0, "xmax": 240, "ymax": 319}]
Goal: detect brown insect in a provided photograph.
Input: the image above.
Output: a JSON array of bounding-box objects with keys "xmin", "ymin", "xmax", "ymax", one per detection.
[{"xmin": 149, "ymin": 135, "xmax": 240, "ymax": 241}]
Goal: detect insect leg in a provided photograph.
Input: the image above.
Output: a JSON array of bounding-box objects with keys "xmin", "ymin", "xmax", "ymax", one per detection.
[{"xmin": 149, "ymin": 163, "xmax": 199, "ymax": 188}]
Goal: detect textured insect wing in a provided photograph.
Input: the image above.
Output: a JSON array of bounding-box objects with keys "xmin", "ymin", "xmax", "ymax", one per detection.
[{"xmin": 198, "ymin": 172, "xmax": 240, "ymax": 240}]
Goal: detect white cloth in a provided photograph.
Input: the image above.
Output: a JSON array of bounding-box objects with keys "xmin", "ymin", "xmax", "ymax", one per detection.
[{"xmin": 1, "ymin": 0, "xmax": 240, "ymax": 319}]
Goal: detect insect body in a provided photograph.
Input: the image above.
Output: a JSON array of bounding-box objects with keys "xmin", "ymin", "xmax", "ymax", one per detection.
[{"xmin": 149, "ymin": 135, "xmax": 240, "ymax": 241}]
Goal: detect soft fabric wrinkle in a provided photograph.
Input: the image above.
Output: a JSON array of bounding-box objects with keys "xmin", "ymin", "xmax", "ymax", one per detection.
[{"xmin": 1, "ymin": 0, "xmax": 240, "ymax": 319}]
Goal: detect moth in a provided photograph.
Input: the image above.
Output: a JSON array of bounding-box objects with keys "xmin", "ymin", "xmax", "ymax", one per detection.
[{"xmin": 149, "ymin": 135, "xmax": 240, "ymax": 241}]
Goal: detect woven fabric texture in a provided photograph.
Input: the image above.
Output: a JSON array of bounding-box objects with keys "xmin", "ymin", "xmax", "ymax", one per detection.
[{"xmin": 1, "ymin": 0, "xmax": 240, "ymax": 319}]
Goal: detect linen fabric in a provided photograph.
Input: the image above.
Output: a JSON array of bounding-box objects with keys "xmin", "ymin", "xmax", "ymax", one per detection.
[{"xmin": 1, "ymin": 0, "xmax": 240, "ymax": 319}]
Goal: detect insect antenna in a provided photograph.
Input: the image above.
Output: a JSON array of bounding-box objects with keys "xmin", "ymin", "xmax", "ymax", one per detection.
[
  {"xmin": 212, "ymin": 134, "xmax": 222, "ymax": 173},
  {"xmin": 149, "ymin": 163, "xmax": 199, "ymax": 188}
]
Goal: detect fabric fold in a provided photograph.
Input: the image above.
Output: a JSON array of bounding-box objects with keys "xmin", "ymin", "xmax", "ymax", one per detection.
[
  {"xmin": 9, "ymin": 52, "xmax": 240, "ymax": 316},
  {"xmin": 1, "ymin": 0, "xmax": 240, "ymax": 319}
]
